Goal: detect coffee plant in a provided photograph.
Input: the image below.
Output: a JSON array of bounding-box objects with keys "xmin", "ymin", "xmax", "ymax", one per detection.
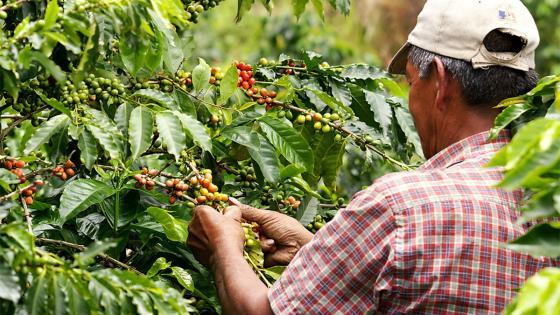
[
  {"xmin": 484, "ymin": 74, "xmax": 560, "ymax": 313},
  {"xmin": 0, "ymin": 0, "xmax": 423, "ymax": 314}
]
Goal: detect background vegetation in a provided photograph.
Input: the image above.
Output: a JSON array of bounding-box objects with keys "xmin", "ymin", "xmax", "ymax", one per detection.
[{"xmin": 0, "ymin": 0, "xmax": 559, "ymax": 314}]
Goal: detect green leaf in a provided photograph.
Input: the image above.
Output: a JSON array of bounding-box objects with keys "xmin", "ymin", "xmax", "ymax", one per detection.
[
  {"xmin": 363, "ymin": 90, "xmax": 392, "ymax": 136},
  {"xmin": 498, "ymin": 123, "xmax": 560, "ymax": 190},
  {"xmin": 73, "ymin": 241, "xmax": 117, "ymax": 267},
  {"xmin": 87, "ymin": 108, "xmax": 124, "ymax": 160},
  {"xmin": 24, "ymin": 115, "xmax": 70, "ymax": 154},
  {"xmin": 259, "ymin": 116, "xmax": 314, "ymax": 171},
  {"xmin": 341, "ymin": 64, "xmax": 385, "ymax": 80},
  {"xmin": 488, "ymin": 119, "xmax": 558, "ymax": 168},
  {"xmin": 174, "ymin": 112, "xmax": 212, "ymax": 152},
  {"xmin": 292, "ymin": 0, "xmax": 309, "ymax": 18},
  {"xmin": 329, "ymin": 78, "xmax": 352, "ymax": 107},
  {"xmin": 147, "ymin": 257, "xmax": 171, "ymax": 278},
  {"xmin": 329, "ymin": 0, "xmax": 350, "ymax": 15},
  {"xmin": 297, "ymin": 197, "xmax": 319, "ymax": 225},
  {"xmin": 223, "ymin": 126, "xmax": 280, "ymax": 183},
  {"xmin": 132, "ymin": 89, "xmax": 178, "ymax": 111},
  {"xmin": 307, "ymin": 89, "xmax": 354, "ymax": 119},
  {"xmin": 26, "ymin": 273, "xmax": 48, "ymax": 315},
  {"xmin": 156, "ymin": 111, "xmax": 187, "ymax": 160},
  {"xmin": 146, "ymin": 207, "xmax": 189, "ymax": 242},
  {"xmin": 505, "ymin": 223, "xmax": 560, "ymax": 258},
  {"xmin": 87, "ymin": 124, "xmax": 122, "ymax": 161},
  {"xmin": 394, "ymin": 106, "xmax": 423, "ymax": 157},
  {"xmin": 218, "ymin": 65, "xmax": 239, "ymax": 104},
  {"xmin": 489, "ymin": 102, "xmax": 533, "ymax": 139},
  {"xmin": 115, "ymin": 102, "xmax": 134, "ymax": 138},
  {"xmin": 170, "ymin": 267, "xmax": 194, "ymax": 291},
  {"xmin": 313, "ymin": 133, "xmax": 345, "ymax": 188},
  {"xmin": 58, "ymin": 179, "xmax": 116, "ymax": 224},
  {"xmin": 310, "ymin": 0, "xmax": 324, "ymax": 20},
  {"xmin": 19, "ymin": 49, "xmax": 66, "ymax": 82},
  {"xmin": 36, "ymin": 91, "xmax": 72, "ymax": 117},
  {"xmin": 262, "ymin": 266, "xmax": 286, "ymax": 281},
  {"xmin": 192, "ymin": 58, "xmax": 211, "ymax": 93},
  {"xmin": 0, "ymin": 266, "xmax": 21, "ymax": 303},
  {"xmin": 236, "ymin": 0, "xmax": 256, "ymax": 22},
  {"xmin": 280, "ymin": 164, "xmax": 306, "ymax": 180},
  {"xmin": 129, "ymin": 107, "xmax": 154, "ymax": 160},
  {"xmin": 44, "ymin": 0, "xmax": 60, "ymax": 29},
  {"xmin": 78, "ymin": 128, "xmax": 98, "ymax": 170},
  {"xmin": 120, "ymin": 33, "xmax": 150, "ymax": 76}
]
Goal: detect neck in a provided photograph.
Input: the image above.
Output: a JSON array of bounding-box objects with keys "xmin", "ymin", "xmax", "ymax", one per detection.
[{"xmin": 428, "ymin": 105, "xmax": 499, "ymax": 158}]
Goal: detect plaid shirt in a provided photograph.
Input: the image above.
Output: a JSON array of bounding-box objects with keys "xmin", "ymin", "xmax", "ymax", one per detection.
[{"xmin": 268, "ymin": 131, "xmax": 560, "ymax": 314}]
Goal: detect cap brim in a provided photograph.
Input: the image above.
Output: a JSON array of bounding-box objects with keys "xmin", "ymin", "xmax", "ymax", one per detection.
[{"xmin": 388, "ymin": 42, "xmax": 411, "ymax": 75}]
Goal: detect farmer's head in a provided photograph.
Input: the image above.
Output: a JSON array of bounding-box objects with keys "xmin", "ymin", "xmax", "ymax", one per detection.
[{"xmin": 388, "ymin": 0, "xmax": 539, "ymax": 158}]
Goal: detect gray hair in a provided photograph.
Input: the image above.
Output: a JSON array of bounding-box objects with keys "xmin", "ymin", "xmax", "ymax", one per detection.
[{"xmin": 408, "ymin": 31, "xmax": 538, "ymax": 107}]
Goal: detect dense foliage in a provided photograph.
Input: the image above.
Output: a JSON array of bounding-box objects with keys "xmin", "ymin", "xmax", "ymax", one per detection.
[
  {"xmin": 0, "ymin": 0, "xmax": 422, "ymax": 313},
  {"xmin": 488, "ymin": 74, "xmax": 560, "ymax": 314}
]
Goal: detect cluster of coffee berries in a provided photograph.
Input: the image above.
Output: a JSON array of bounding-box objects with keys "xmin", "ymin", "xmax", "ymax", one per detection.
[
  {"xmin": 190, "ymin": 170, "xmax": 229, "ymax": 205},
  {"xmin": 258, "ymin": 57, "xmax": 277, "ymax": 67},
  {"xmin": 20, "ymin": 179, "xmax": 44, "ymax": 205},
  {"xmin": 209, "ymin": 67, "xmax": 223, "ymax": 86},
  {"xmin": 9, "ymin": 90, "xmax": 44, "ymax": 126},
  {"xmin": 61, "ymin": 74, "xmax": 125, "ymax": 108},
  {"xmin": 295, "ymin": 111, "xmax": 341, "ymax": 134},
  {"xmin": 242, "ymin": 222, "xmax": 260, "ymax": 249},
  {"xmin": 208, "ymin": 114, "xmax": 221, "ymax": 127},
  {"xmin": 280, "ymin": 59, "xmax": 305, "ymax": 75},
  {"xmin": 306, "ymin": 213, "xmax": 335, "ymax": 233},
  {"xmin": 133, "ymin": 168, "xmax": 158, "ymax": 191},
  {"xmin": 284, "ymin": 196, "xmax": 301, "ymax": 210},
  {"xmin": 174, "ymin": 70, "xmax": 193, "ymax": 90},
  {"xmin": 52, "ymin": 160, "xmax": 76, "ymax": 181},
  {"xmin": 236, "ymin": 62, "xmax": 255, "ymax": 90},
  {"xmin": 185, "ymin": 3, "xmax": 204, "ymax": 23},
  {"xmin": 235, "ymin": 166, "xmax": 258, "ymax": 189},
  {"xmin": 3, "ymin": 159, "xmax": 27, "ymax": 183},
  {"xmin": 164, "ymin": 178, "xmax": 190, "ymax": 204}
]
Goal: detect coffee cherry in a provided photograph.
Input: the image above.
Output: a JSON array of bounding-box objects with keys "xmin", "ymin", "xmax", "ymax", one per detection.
[
  {"xmin": 65, "ymin": 168, "xmax": 75, "ymax": 176},
  {"xmin": 313, "ymin": 122, "xmax": 322, "ymax": 130},
  {"xmin": 34, "ymin": 179, "xmax": 44, "ymax": 186},
  {"xmin": 24, "ymin": 196, "xmax": 33, "ymax": 205},
  {"xmin": 312, "ymin": 113, "xmax": 322, "ymax": 122},
  {"xmin": 334, "ymin": 134, "xmax": 342, "ymax": 142},
  {"xmin": 14, "ymin": 160, "xmax": 25, "ymax": 168},
  {"xmin": 4, "ymin": 161, "xmax": 13, "ymax": 169},
  {"xmin": 0, "ymin": 11, "xmax": 8, "ymax": 20},
  {"xmin": 322, "ymin": 125, "xmax": 331, "ymax": 133},
  {"xmin": 259, "ymin": 58, "xmax": 269, "ymax": 66},
  {"xmin": 169, "ymin": 196, "xmax": 176, "ymax": 204}
]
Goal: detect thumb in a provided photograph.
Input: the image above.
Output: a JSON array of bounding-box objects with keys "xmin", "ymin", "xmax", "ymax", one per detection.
[{"xmin": 223, "ymin": 206, "xmax": 241, "ymax": 222}]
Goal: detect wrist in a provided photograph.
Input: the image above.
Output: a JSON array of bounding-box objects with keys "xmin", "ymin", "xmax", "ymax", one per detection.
[{"xmin": 210, "ymin": 242, "xmax": 244, "ymax": 272}]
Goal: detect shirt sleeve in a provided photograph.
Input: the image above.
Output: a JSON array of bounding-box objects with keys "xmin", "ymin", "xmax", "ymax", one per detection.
[{"xmin": 268, "ymin": 184, "xmax": 398, "ymax": 314}]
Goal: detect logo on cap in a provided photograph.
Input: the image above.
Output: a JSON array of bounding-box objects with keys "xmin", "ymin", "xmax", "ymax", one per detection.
[{"xmin": 498, "ymin": 7, "xmax": 516, "ymax": 21}]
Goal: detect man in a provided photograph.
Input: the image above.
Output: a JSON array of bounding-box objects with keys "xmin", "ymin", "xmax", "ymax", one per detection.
[{"xmin": 187, "ymin": 0, "xmax": 559, "ymax": 313}]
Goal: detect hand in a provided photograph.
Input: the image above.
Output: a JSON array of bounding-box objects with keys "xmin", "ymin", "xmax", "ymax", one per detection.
[
  {"xmin": 187, "ymin": 205, "xmax": 245, "ymax": 269},
  {"xmin": 230, "ymin": 198, "xmax": 313, "ymax": 267}
]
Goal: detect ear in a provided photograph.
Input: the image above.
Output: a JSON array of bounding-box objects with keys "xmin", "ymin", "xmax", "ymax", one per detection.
[{"xmin": 432, "ymin": 57, "xmax": 449, "ymax": 111}]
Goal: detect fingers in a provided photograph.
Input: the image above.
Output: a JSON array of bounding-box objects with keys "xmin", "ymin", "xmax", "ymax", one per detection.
[
  {"xmin": 223, "ymin": 206, "xmax": 241, "ymax": 222},
  {"xmin": 240, "ymin": 204, "xmax": 271, "ymax": 223},
  {"xmin": 264, "ymin": 249, "xmax": 293, "ymax": 268},
  {"xmin": 259, "ymin": 235, "xmax": 276, "ymax": 253}
]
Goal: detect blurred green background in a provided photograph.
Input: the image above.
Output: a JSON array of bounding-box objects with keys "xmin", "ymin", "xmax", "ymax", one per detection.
[
  {"xmin": 187, "ymin": 0, "xmax": 559, "ymax": 74},
  {"xmin": 185, "ymin": 0, "xmax": 560, "ymax": 195}
]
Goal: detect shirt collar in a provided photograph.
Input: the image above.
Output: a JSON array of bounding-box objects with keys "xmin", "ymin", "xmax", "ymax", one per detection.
[{"xmin": 419, "ymin": 130, "xmax": 511, "ymax": 170}]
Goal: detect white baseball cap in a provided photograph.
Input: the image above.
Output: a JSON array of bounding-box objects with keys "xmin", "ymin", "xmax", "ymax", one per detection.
[{"xmin": 388, "ymin": 0, "xmax": 540, "ymax": 74}]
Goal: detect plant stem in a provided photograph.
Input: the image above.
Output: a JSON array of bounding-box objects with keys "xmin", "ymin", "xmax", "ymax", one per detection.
[
  {"xmin": 19, "ymin": 190, "xmax": 33, "ymax": 233},
  {"xmin": 36, "ymin": 237, "xmax": 142, "ymax": 275},
  {"xmin": 244, "ymin": 251, "xmax": 272, "ymax": 288}
]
